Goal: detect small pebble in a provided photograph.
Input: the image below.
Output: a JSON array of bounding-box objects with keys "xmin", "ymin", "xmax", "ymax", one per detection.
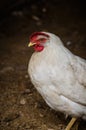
[
  {"xmin": 12, "ymin": 11, "xmax": 23, "ymax": 16},
  {"xmin": 20, "ymin": 98, "xmax": 26, "ymax": 105},
  {"xmin": 32, "ymin": 15, "xmax": 40, "ymax": 21},
  {"xmin": 66, "ymin": 41, "xmax": 72, "ymax": 46},
  {"xmin": 24, "ymin": 89, "xmax": 31, "ymax": 94},
  {"xmin": 42, "ymin": 8, "xmax": 47, "ymax": 12},
  {"xmin": 39, "ymin": 113, "xmax": 44, "ymax": 117},
  {"xmin": 25, "ymin": 74, "xmax": 28, "ymax": 78},
  {"xmin": 0, "ymin": 66, "xmax": 14, "ymax": 73}
]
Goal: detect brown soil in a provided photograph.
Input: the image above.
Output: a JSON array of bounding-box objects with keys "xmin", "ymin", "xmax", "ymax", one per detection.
[{"xmin": 0, "ymin": 1, "xmax": 86, "ymax": 130}]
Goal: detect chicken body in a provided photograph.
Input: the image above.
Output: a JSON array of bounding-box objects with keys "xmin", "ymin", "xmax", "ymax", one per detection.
[{"xmin": 28, "ymin": 32, "xmax": 86, "ymax": 120}]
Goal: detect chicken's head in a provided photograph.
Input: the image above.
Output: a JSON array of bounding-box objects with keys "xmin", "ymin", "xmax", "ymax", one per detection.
[{"xmin": 28, "ymin": 32, "xmax": 50, "ymax": 52}]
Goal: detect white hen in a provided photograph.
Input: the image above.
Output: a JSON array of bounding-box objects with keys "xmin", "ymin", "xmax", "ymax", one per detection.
[{"xmin": 28, "ymin": 32, "xmax": 86, "ymax": 130}]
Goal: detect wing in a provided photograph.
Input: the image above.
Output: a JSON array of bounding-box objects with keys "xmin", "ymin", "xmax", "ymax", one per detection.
[
  {"xmin": 71, "ymin": 56, "xmax": 86, "ymax": 87},
  {"xmin": 52, "ymin": 55, "xmax": 86, "ymax": 106}
]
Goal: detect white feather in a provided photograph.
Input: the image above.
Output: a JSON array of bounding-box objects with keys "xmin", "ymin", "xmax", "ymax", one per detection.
[{"xmin": 28, "ymin": 32, "xmax": 86, "ymax": 119}]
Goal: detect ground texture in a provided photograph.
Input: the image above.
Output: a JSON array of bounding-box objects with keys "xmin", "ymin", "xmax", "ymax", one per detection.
[{"xmin": 0, "ymin": 1, "xmax": 86, "ymax": 130}]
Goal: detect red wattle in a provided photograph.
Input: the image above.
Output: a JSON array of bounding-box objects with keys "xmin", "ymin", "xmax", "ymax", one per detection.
[{"xmin": 34, "ymin": 45, "xmax": 44, "ymax": 52}]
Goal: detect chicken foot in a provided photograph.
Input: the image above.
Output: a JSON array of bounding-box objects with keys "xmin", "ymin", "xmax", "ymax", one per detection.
[{"xmin": 65, "ymin": 117, "xmax": 77, "ymax": 130}]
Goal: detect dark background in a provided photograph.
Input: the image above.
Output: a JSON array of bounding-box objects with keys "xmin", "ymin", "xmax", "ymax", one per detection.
[{"xmin": 0, "ymin": 0, "xmax": 86, "ymax": 130}]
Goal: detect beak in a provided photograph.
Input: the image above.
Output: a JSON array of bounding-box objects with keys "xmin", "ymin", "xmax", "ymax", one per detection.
[{"xmin": 28, "ymin": 42, "xmax": 36, "ymax": 47}]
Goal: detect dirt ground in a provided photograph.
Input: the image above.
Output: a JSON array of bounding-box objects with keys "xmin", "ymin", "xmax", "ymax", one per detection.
[{"xmin": 0, "ymin": 1, "xmax": 86, "ymax": 130}]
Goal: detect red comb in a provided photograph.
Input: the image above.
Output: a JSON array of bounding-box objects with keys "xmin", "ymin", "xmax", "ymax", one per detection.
[{"xmin": 30, "ymin": 32, "xmax": 49, "ymax": 40}]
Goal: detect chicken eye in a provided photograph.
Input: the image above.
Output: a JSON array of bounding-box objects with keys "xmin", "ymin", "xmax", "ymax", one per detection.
[
  {"xmin": 39, "ymin": 38, "xmax": 45, "ymax": 42},
  {"xmin": 35, "ymin": 38, "xmax": 46, "ymax": 44}
]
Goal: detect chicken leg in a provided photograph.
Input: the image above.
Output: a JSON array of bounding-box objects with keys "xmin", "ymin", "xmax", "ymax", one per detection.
[{"xmin": 65, "ymin": 117, "xmax": 77, "ymax": 130}]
